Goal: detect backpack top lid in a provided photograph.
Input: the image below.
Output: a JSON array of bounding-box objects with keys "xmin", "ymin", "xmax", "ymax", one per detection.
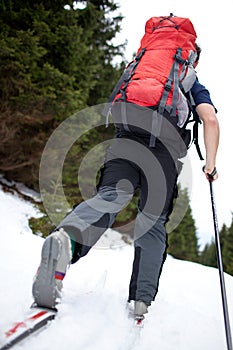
[{"xmin": 138, "ymin": 15, "xmax": 197, "ymax": 52}]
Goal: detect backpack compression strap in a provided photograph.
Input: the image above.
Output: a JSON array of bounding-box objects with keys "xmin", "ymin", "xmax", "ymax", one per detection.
[
  {"xmin": 158, "ymin": 47, "xmax": 186, "ymax": 117},
  {"xmin": 184, "ymin": 91, "xmax": 204, "ymax": 160},
  {"xmin": 192, "ymin": 110, "xmax": 204, "ymax": 160}
]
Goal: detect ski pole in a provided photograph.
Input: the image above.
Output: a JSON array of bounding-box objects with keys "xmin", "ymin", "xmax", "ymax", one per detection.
[{"xmin": 208, "ymin": 173, "xmax": 232, "ymax": 350}]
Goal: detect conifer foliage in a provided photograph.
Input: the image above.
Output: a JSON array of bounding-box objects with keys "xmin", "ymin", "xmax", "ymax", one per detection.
[
  {"xmin": 167, "ymin": 186, "xmax": 199, "ymax": 262},
  {"xmin": 0, "ymin": 0, "xmax": 124, "ymax": 187},
  {"xmin": 200, "ymin": 217, "xmax": 233, "ymax": 276}
]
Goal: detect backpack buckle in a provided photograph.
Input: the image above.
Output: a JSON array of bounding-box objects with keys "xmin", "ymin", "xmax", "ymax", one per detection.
[
  {"xmin": 174, "ymin": 47, "xmax": 186, "ymax": 65},
  {"xmin": 135, "ymin": 48, "xmax": 146, "ymax": 61},
  {"xmin": 174, "ymin": 53, "xmax": 186, "ymax": 65},
  {"xmin": 164, "ymin": 80, "xmax": 172, "ymax": 91}
]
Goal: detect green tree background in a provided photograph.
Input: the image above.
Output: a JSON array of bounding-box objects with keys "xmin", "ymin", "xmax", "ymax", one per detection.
[
  {"xmin": 0, "ymin": 0, "xmax": 124, "ymax": 187},
  {"xmin": 167, "ymin": 186, "xmax": 199, "ymax": 262},
  {"xmin": 199, "ymin": 217, "xmax": 233, "ymax": 276}
]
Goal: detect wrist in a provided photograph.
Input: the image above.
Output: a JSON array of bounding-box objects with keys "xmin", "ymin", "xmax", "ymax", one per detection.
[
  {"xmin": 204, "ymin": 164, "xmax": 216, "ymax": 173},
  {"xmin": 202, "ymin": 166, "xmax": 218, "ymax": 178}
]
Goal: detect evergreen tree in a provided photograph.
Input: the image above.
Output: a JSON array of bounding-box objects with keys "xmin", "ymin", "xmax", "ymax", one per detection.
[
  {"xmin": 199, "ymin": 240, "xmax": 217, "ymax": 268},
  {"xmin": 167, "ymin": 186, "xmax": 199, "ymax": 262},
  {"xmin": 222, "ymin": 217, "xmax": 233, "ymax": 275},
  {"xmin": 199, "ymin": 223, "xmax": 230, "ymax": 272},
  {"xmin": 0, "ymin": 0, "xmax": 124, "ymax": 188}
]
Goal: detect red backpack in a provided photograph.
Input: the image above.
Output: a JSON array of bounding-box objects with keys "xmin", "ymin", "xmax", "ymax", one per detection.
[{"xmin": 104, "ymin": 14, "xmax": 203, "ymax": 158}]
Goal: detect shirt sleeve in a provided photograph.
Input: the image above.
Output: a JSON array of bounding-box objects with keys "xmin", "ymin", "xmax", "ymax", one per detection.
[{"xmin": 190, "ymin": 79, "xmax": 216, "ymax": 109}]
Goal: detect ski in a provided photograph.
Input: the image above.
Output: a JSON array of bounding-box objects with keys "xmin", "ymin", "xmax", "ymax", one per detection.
[
  {"xmin": 118, "ymin": 304, "xmax": 144, "ymax": 350},
  {"xmin": 0, "ymin": 306, "xmax": 57, "ymax": 350},
  {"xmin": 126, "ymin": 302, "xmax": 145, "ymax": 327},
  {"xmin": 119, "ymin": 317, "xmax": 143, "ymax": 350},
  {"xmin": 134, "ymin": 316, "xmax": 144, "ymax": 328},
  {"xmin": 0, "ymin": 271, "xmax": 107, "ymax": 350}
]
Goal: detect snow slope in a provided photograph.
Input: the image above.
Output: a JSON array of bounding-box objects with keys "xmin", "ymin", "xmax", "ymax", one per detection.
[{"xmin": 1, "ymin": 185, "xmax": 233, "ymax": 350}]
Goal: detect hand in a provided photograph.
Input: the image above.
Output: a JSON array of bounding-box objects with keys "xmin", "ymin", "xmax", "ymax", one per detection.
[{"xmin": 202, "ymin": 166, "xmax": 218, "ymax": 181}]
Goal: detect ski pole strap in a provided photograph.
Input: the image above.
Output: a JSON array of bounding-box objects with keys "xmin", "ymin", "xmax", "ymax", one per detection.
[{"xmin": 202, "ymin": 166, "xmax": 217, "ymax": 180}]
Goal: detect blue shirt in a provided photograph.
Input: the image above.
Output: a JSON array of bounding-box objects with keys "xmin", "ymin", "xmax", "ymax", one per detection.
[{"xmin": 190, "ymin": 79, "xmax": 215, "ymax": 108}]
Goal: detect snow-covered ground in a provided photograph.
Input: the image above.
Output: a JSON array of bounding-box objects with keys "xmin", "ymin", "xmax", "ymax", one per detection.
[{"xmin": 1, "ymin": 185, "xmax": 233, "ymax": 350}]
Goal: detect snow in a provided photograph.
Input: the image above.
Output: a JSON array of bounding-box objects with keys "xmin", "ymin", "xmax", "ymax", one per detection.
[{"xmin": 1, "ymin": 185, "xmax": 233, "ymax": 349}]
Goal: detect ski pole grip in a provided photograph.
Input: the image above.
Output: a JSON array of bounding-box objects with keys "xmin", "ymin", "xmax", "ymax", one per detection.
[{"xmin": 202, "ymin": 166, "xmax": 217, "ymax": 181}]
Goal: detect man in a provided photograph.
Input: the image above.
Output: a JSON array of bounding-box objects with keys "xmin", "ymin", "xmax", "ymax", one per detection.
[{"xmin": 32, "ymin": 16, "xmax": 219, "ymax": 319}]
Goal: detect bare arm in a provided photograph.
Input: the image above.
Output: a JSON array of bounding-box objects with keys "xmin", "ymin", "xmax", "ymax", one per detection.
[{"xmin": 195, "ymin": 103, "xmax": 219, "ymax": 181}]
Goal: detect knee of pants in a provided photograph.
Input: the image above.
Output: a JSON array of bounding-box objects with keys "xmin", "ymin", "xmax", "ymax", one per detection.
[
  {"xmin": 97, "ymin": 186, "xmax": 133, "ymax": 211},
  {"xmin": 134, "ymin": 211, "xmax": 167, "ymax": 246}
]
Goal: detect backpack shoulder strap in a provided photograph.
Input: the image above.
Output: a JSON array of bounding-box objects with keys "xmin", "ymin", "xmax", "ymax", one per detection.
[{"xmin": 102, "ymin": 49, "xmax": 146, "ymax": 122}]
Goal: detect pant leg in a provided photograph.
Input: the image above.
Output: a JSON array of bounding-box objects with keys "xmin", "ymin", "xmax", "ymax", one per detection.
[
  {"xmin": 57, "ymin": 157, "xmax": 140, "ymax": 263},
  {"xmin": 129, "ymin": 147, "xmax": 180, "ymax": 304},
  {"xmin": 129, "ymin": 213, "xmax": 168, "ymax": 304}
]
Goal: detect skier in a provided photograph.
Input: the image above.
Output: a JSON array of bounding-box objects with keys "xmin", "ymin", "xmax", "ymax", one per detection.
[{"xmin": 32, "ymin": 15, "xmax": 219, "ymax": 319}]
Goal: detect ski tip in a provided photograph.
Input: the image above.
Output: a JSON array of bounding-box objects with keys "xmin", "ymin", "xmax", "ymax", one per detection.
[
  {"xmin": 134, "ymin": 317, "xmax": 144, "ymax": 328},
  {"xmin": 0, "ymin": 306, "xmax": 57, "ymax": 350}
]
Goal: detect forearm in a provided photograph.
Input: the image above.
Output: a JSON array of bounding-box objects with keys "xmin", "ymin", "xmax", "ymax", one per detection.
[
  {"xmin": 196, "ymin": 103, "xmax": 219, "ymax": 174},
  {"xmin": 202, "ymin": 114, "xmax": 219, "ymax": 171}
]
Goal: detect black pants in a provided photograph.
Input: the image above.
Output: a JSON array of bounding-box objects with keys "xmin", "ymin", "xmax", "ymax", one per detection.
[{"xmin": 57, "ymin": 136, "xmax": 180, "ymax": 304}]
